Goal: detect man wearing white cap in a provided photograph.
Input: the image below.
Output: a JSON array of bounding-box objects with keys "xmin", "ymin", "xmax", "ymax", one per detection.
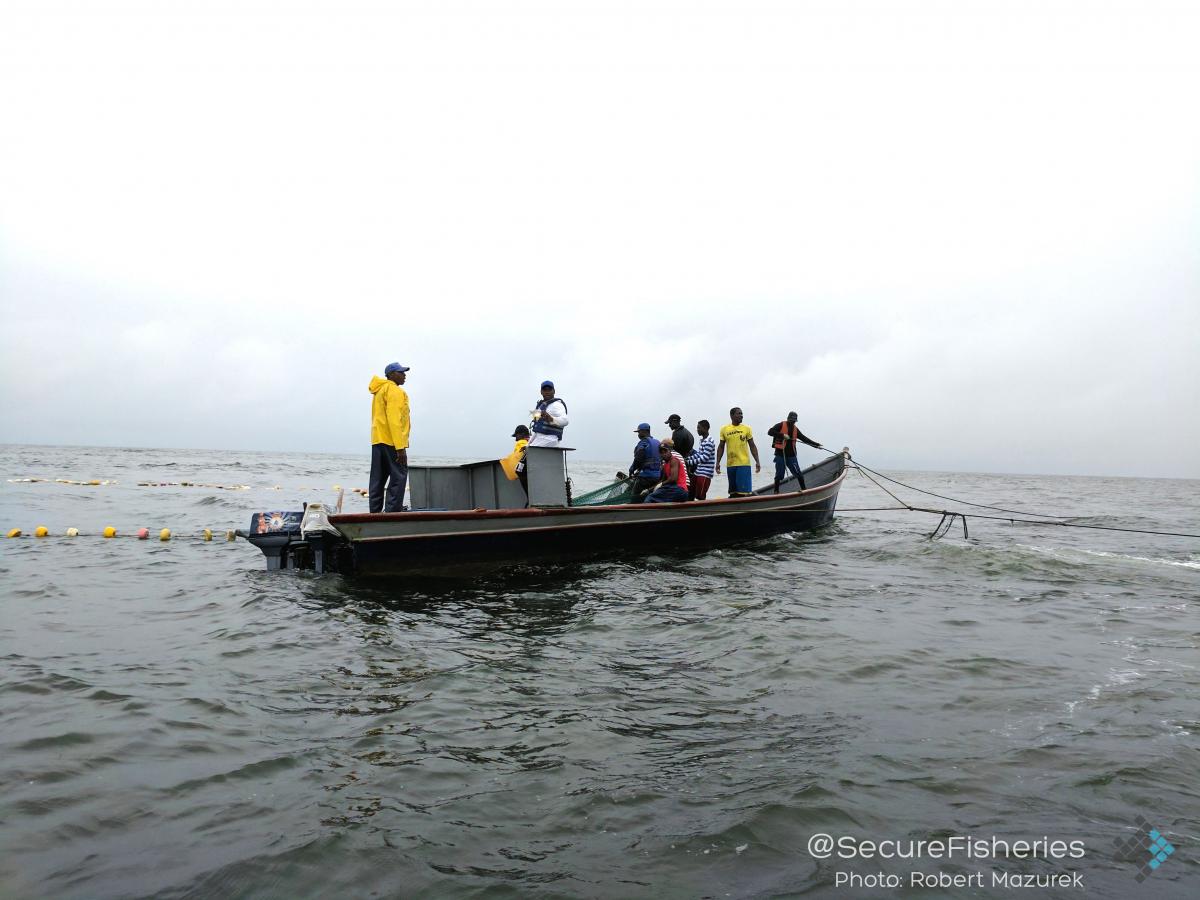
[{"xmin": 367, "ymin": 362, "xmax": 411, "ymax": 512}]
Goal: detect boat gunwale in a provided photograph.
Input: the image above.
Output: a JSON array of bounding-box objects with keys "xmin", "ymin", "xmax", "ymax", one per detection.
[
  {"xmin": 351, "ymin": 497, "xmax": 839, "ymax": 543},
  {"xmin": 332, "ymin": 457, "xmax": 847, "ymax": 527}
]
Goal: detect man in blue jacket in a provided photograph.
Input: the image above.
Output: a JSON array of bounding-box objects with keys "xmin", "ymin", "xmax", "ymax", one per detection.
[{"xmin": 627, "ymin": 423, "xmax": 661, "ymax": 503}]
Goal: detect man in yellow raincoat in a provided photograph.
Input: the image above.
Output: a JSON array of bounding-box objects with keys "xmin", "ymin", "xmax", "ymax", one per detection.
[
  {"xmin": 500, "ymin": 425, "xmax": 530, "ymax": 497},
  {"xmin": 367, "ymin": 362, "xmax": 410, "ymax": 512}
]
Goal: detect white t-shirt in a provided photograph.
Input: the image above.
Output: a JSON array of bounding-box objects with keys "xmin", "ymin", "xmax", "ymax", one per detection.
[{"xmin": 527, "ymin": 399, "xmax": 569, "ymax": 447}]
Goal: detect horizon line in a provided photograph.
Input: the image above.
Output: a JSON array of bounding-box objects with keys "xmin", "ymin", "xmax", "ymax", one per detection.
[{"xmin": 0, "ymin": 441, "xmax": 1196, "ymax": 483}]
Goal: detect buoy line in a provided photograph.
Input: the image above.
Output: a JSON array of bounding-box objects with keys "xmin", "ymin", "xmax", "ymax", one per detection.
[
  {"xmin": 8, "ymin": 478, "xmax": 371, "ymax": 496},
  {"xmin": 136, "ymin": 481, "xmax": 253, "ymax": 490},
  {"xmin": 132, "ymin": 482, "xmax": 369, "ymax": 495},
  {"xmin": 6, "ymin": 526, "xmax": 238, "ymax": 542},
  {"xmin": 7, "ymin": 478, "xmax": 119, "ymax": 485}
]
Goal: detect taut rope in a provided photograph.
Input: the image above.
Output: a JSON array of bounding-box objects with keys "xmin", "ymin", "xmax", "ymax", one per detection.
[{"xmin": 831, "ymin": 452, "xmax": 1200, "ymax": 540}]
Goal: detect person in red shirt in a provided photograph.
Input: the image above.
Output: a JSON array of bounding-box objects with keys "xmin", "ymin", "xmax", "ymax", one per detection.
[{"xmin": 645, "ymin": 441, "xmax": 689, "ymax": 503}]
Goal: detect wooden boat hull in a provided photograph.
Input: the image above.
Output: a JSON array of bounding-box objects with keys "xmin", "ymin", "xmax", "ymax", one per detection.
[{"xmin": 331, "ymin": 453, "xmax": 847, "ymax": 576}]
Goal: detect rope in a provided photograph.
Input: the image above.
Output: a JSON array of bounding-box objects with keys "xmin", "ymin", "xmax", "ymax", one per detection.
[
  {"xmin": 932, "ymin": 512, "xmax": 968, "ymax": 540},
  {"xmin": 853, "ymin": 465, "xmax": 914, "ymax": 510},
  {"xmin": 907, "ymin": 506, "xmax": 1200, "ymax": 539},
  {"xmin": 849, "ymin": 458, "xmax": 1068, "ymax": 519},
  {"xmin": 838, "ymin": 455, "xmax": 1200, "ymax": 540}
]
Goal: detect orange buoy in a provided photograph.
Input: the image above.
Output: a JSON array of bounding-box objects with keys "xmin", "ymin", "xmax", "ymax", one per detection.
[{"xmin": 137, "ymin": 528, "xmax": 149, "ymax": 540}]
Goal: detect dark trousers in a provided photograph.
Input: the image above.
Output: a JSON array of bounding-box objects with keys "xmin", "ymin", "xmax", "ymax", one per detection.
[
  {"xmin": 773, "ymin": 453, "xmax": 805, "ymax": 490},
  {"xmin": 629, "ymin": 476, "xmax": 659, "ymax": 503},
  {"xmin": 645, "ymin": 484, "xmax": 688, "ymax": 503},
  {"xmin": 369, "ymin": 443, "xmax": 408, "ymax": 512}
]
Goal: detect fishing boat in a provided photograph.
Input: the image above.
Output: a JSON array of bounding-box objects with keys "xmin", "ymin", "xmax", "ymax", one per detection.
[{"xmin": 243, "ymin": 446, "xmax": 849, "ymax": 576}]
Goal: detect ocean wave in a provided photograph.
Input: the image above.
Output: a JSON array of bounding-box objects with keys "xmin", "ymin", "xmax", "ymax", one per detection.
[
  {"xmin": 193, "ymin": 495, "xmax": 243, "ymax": 509},
  {"xmin": 1021, "ymin": 545, "xmax": 1200, "ymax": 570}
]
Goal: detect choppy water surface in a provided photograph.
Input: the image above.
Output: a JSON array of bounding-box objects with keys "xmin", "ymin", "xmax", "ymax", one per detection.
[{"xmin": 1, "ymin": 445, "xmax": 1197, "ymax": 898}]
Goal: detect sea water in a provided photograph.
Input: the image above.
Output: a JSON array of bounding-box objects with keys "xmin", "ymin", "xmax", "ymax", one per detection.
[{"xmin": 1, "ymin": 444, "xmax": 1197, "ymax": 898}]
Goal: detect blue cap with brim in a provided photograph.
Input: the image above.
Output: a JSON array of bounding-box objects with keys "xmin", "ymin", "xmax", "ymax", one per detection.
[
  {"xmin": 541, "ymin": 380, "xmax": 554, "ymax": 389},
  {"xmin": 636, "ymin": 422, "xmax": 651, "ymax": 432},
  {"xmin": 384, "ymin": 362, "xmax": 410, "ymax": 375}
]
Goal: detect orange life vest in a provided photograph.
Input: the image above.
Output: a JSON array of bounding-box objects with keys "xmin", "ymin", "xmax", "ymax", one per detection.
[{"xmin": 772, "ymin": 421, "xmax": 798, "ymax": 452}]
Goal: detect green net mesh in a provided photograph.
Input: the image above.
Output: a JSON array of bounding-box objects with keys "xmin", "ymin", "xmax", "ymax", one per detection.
[{"xmin": 572, "ymin": 478, "xmax": 635, "ymax": 506}]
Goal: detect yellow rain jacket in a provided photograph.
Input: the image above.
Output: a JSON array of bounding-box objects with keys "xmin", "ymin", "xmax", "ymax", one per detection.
[
  {"xmin": 499, "ymin": 438, "xmax": 528, "ymax": 481},
  {"xmin": 369, "ymin": 376, "xmax": 410, "ymax": 449}
]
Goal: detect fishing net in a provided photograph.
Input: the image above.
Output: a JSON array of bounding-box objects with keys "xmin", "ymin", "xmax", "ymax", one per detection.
[{"xmin": 571, "ymin": 478, "xmax": 635, "ymax": 506}]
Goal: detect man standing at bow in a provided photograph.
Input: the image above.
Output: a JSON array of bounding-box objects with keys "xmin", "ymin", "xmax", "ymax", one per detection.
[
  {"xmin": 766, "ymin": 411, "xmax": 823, "ymax": 492},
  {"xmin": 367, "ymin": 362, "xmax": 411, "ymax": 513}
]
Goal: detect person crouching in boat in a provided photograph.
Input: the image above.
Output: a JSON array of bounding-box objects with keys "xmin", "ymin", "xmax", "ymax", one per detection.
[
  {"xmin": 628, "ymin": 423, "xmax": 661, "ymax": 503},
  {"xmin": 644, "ymin": 440, "xmax": 689, "ymax": 503},
  {"xmin": 500, "ymin": 425, "xmax": 531, "ymax": 496},
  {"xmin": 529, "ymin": 380, "xmax": 569, "ymax": 447},
  {"xmin": 767, "ymin": 411, "xmax": 823, "ymax": 492},
  {"xmin": 664, "ymin": 413, "xmax": 696, "ymax": 497},
  {"xmin": 664, "ymin": 438, "xmax": 690, "ymax": 496}
]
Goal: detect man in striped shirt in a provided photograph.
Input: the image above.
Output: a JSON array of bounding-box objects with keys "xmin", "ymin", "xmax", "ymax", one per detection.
[{"xmin": 686, "ymin": 419, "xmax": 717, "ymax": 500}]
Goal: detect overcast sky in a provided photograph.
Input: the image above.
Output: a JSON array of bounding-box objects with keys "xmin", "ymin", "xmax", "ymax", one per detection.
[{"xmin": 1, "ymin": 0, "xmax": 1196, "ymax": 478}]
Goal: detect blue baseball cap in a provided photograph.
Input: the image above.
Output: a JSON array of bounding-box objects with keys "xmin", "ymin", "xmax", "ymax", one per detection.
[
  {"xmin": 635, "ymin": 422, "xmax": 651, "ymax": 432},
  {"xmin": 540, "ymin": 380, "xmax": 554, "ymax": 389},
  {"xmin": 384, "ymin": 362, "xmax": 409, "ymax": 375}
]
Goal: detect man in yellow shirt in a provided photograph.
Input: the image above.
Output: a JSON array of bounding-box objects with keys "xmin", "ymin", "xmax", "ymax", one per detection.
[
  {"xmin": 715, "ymin": 406, "xmax": 761, "ymax": 497},
  {"xmin": 367, "ymin": 362, "xmax": 411, "ymax": 513}
]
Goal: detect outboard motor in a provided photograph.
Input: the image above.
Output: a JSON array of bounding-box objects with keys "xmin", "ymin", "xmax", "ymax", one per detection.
[
  {"xmin": 245, "ymin": 510, "xmax": 305, "ymax": 571},
  {"xmin": 243, "ymin": 504, "xmax": 349, "ymax": 573},
  {"xmin": 296, "ymin": 503, "xmax": 347, "ymax": 574}
]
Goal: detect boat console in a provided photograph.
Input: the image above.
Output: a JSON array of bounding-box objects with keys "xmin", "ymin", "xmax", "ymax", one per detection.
[{"xmin": 408, "ymin": 445, "xmax": 572, "ymax": 511}]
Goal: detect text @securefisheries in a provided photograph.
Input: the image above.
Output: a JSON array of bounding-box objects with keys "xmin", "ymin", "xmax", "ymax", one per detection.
[{"xmin": 806, "ymin": 834, "xmax": 1087, "ymax": 860}]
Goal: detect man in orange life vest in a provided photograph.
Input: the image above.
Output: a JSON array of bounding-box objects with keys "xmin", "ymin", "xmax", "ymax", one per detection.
[{"xmin": 766, "ymin": 411, "xmax": 823, "ymax": 492}]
